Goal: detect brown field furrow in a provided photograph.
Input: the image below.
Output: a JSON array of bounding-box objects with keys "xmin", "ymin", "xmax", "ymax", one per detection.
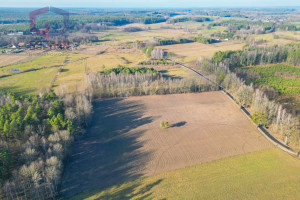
[{"xmin": 61, "ymin": 91, "xmax": 272, "ymax": 198}]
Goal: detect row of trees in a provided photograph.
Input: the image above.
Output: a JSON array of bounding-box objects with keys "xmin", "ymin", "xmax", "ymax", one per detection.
[
  {"xmin": 0, "ymin": 90, "xmax": 92, "ymax": 199},
  {"xmin": 86, "ymin": 72, "xmax": 217, "ymax": 98},
  {"xmin": 196, "ymin": 53, "xmax": 299, "ymax": 150},
  {"xmin": 167, "ymin": 16, "xmax": 211, "ymax": 24},
  {"xmin": 138, "ymin": 59, "xmax": 173, "ymax": 66},
  {"xmin": 100, "ymin": 65, "xmax": 157, "ymax": 75},
  {"xmin": 212, "ymin": 43, "xmax": 300, "ymax": 70},
  {"xmin": 154, "ymin": 35, "xmax": 217, "ymax": 46}
]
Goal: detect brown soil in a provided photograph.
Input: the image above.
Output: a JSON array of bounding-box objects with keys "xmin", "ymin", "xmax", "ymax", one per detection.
[{"xmin": 61, "ymin": 91, "xmax": 273, "ymax": 197}]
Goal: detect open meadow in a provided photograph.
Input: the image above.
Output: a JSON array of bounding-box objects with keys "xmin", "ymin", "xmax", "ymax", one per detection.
[
  {"xmin": 157, "ymin": 41, "xmax": 244, "ymax": 64},
  {"xmin": 61, "ymin": 91, "xmax": 273, "ymax": 198},
  {"xmin": 72, "ymin": 148, "xmax": 300, "ymax": 200},
  {"xmin": 0, "ymin": 55, "xmax": 34, "ymax": 67}
]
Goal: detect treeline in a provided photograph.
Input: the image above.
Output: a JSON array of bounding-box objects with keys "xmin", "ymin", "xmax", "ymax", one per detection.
[
  {"xmin": 123, "ymin": 27, "xmax": 144, "ymax": 32},
  {"xmin": 0, "ymin": 34, "xmax": 98, "ymax": 47},
  {"xmin": 86, "ymin": 72, "xmax": 217, "ymax": 98},
  {"xmin": 211, "ymin": 30, "xmax": 235, "ymax": 39},
  {"xmin": 210, "ymin": 19, "xmax": 299, "ymax": 32},
  {"xmin": 157, "ymin": 38, "xmax": 193, "ymax": 46},
  {"xmin": 196, "ymin": 54, "xmax": 299, "ymax": 150},
  {"xmin": 138, "ymin": 59, "xmax": 172, "ymax": 66},
  {"xmin": 212, "ymin": 43, "xmax": 300, "ymax": 70},
  {"xmin": 0, "ymin": 91, "xmax": 92, "ymax": 199},
  {"xmin": 100, "ymin": 66, "xmax": 157, "ymax": 75},
  {"xmin": 193, "ymin": 35, "xmax": 218, "ymax": 44},
  {"xmin": 155, "ymin": 35, "xmax": 217, "ymax": 46},
  {"xmin": 167, "ymin": 16, "xmax": 211, "ymax": 24},
  {"xmin": 0, "ymin": 12, "xmax": 167, "ymax": 34}
]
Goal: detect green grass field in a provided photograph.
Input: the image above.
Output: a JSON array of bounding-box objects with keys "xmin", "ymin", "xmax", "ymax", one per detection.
[
  {"xmin": 0, "ymin": 53, "xmax": 67, "ymax": 95},
  {"xmin": 0, "ymin": 53, "xmax": 65, "ymax": 76},
  {"xmin": 0, "ymin": 67, "xmax": 57, "ymax": 95},
  {"xmin": 70, "ymin": 148, "xmax": 300, "ymax": 200}
]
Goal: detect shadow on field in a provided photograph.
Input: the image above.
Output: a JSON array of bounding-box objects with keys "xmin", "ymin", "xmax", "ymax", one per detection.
[
  {"xmin": 92, "ymin": 179, "xmax": 164, "ymax": 200},
  {"xmin": 0, "ymin": 86, "xmax": 35, "ymax": 96},
  {"xmin": 171, "ymin": 121, "xmax": 187, "ymax": 128},
  {"xmin": 61, "ymin": 98, "xmax": 154, "ymax": 198},
  {"xmin": 159, "ymin": 70, "xmax": 183, "ymax": 80}
]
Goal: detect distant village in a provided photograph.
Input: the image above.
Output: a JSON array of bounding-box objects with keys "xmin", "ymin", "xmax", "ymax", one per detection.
[{"xmin": 1, "ymin": 34, "xmax": 79, "ymax": 54}]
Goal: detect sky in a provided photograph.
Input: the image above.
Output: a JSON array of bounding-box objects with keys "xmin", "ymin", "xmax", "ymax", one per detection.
[{"xmin": 0, "ymin": 0, "xmax": 300, "ymax": 8}]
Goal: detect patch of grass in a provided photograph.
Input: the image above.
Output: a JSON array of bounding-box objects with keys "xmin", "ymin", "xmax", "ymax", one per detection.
[
  {"xmin": 0, "ymin": 67, "xmax": 57, "ymax": 95},
  {"xmin": 54, "ymin": 59, "xmax": 86, "ymax": 92},
  {"xmin": 70, "ymin": 148, "xmax": 300, "ymax": 200},
  {"xmin": 0, "ymin": 53, "xmax": 65, "ymax": 76},
  {"xmin": 158, "ymin": 41, "xmax": 244, "ymax": 63},
  {"xmin": 251, "ymin": 31, "xmax": 300, "ymax": 45}
]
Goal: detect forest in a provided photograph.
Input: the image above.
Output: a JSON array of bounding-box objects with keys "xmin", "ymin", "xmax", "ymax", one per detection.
[
  {"xmin": 212, "ymin": 43, "xmax": 300, "ymax": 70},
  {"xmin": 0, "ymin": 91, "xmax": 92, "ymax": 199}
]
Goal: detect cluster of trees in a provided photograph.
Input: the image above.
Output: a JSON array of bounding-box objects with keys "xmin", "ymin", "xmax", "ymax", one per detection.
[
  {"xmin": 196, "ymin": 53, "xmax": 299, "ymax": 150},
  {"xmin": 212, "ymin": 44, "xmax": 300, "ymax": 70},
  {"xmin": 155, "ymin": 35, "xmax": 217, "ymax": 46},
  {"xmin": 138, "ymin": 59, "xmax": 173, "ymax": 66},
  {"xmin": 100, "ymin": 66, "xmax": 157, "ymax": 75},
  {"xmin": 0, "ymin": 90, "xmax": 92, "ymax": 199},
  {"xmin": 167, "ymin": 17, "xmax": 190, "ymax": 24},
  {"xmin": 157, "ymin": 39, "xmax": 177, "ymax": 46},
  {"xmin": 141, "ymin": 46, "xmax": 154, "ymax": 57},
  {"xmin": 151, "ymin": 48, "xmax": 164, "ymax": 59},
  {"xmin": 210, "ymin": 31, "xmax": 235, "ymax": 39},
  {"xmin": 167, "ymin": 16, "xmax": 211, "ymax": 24},
  {"xmin": 160, "ymin": 121, "xmax": 170, "ymax": 129},
  {"xmin": 123, "ymin": 27, "xmax": 144, "ymax": 32},
  {"xmin": 86, "ymin": 72, "xmax": 217, "ymax": 98},
  {"xmin": 193, "ymin": 35, "xmax": 218, "ymax": 44},
  {"xmin": 156, "ymin": 38, "xmax": 193, "ymax": 46}
]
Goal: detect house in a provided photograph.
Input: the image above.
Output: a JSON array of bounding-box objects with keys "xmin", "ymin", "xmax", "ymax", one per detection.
[
  {"xmin": 18, "ymin": 42, "xmax": 25, "ymax": 46},
  {"xmin": 212, "ymin": 37, "xmax": 221, "ymax": 41}
]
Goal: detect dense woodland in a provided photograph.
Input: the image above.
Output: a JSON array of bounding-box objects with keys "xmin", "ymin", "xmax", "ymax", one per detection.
[
  {"xmin": 0, "ymin": 91, "xmax": 92, "ymax": 199},
  {"xmin": 212, "ymin": 43, "xmax": 300, "ymax": 70}
]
